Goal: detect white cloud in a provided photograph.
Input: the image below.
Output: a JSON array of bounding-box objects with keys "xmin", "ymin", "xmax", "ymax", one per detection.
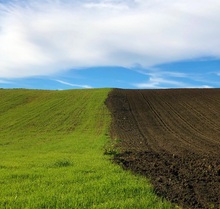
[
  {"xmin": 55, "ymin": 79, "xmax": 92, "ymax": 89},
  {"xmin": 132, "ymin": 67, "xmax": 219, "ymax": 89},
  {"xmin": 201, "ymin": 85, "xmax": 213, "ymax": 88},
  {"xmin": 0, "ymin": 0, "xmax": 220, "ymax": 78},
  {"xmin": 0, "ymin": 79, "xmax": 11, "ymax": 84},
  {"xmin": 134, "ymin": 68, "xmax": 188, "ymax": 78},
  {"xmin": 133, "ymin": 76, "xmax": 185, "ymax": 89}
]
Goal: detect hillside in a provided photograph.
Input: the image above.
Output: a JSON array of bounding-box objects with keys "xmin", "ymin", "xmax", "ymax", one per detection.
[
  {"xmin": 0, "ymin": 89, "xmax": 172, "ymax": 209},
  {"xmin": 106, "ymin": 88, "xmax": 220, "ymax": 209}
]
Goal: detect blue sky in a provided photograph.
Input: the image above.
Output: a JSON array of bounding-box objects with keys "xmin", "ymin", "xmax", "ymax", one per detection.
[{"xmin": 0, "ymin": 0, "xmax": 220, "ymax": 89}]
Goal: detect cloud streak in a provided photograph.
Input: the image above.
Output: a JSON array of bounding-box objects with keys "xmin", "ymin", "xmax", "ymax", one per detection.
[
  {"xmin": 132, "ymin": 65, "xmax": 220, "ymax": 89},
  {"xmin": 0, "ymin": 0, "xmax": 220, "ymax": 78},
  {"xmin": 0, "ymin": 79, "xmax": 11, "ymax": 84},
  {"xmin": 55, "ymin": 79, "xmax": 92, "ymax": 89}
]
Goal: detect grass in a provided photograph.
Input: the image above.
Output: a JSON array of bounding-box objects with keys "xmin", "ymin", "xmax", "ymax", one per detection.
[{"xmin": 0, "ymin": 88, "xmax": 173, "ymax": 208}]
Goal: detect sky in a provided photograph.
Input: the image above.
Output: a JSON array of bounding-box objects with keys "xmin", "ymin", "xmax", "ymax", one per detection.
[{"xmin": 0, "ymin": 0, "xmax": 220, "ymax": 90}]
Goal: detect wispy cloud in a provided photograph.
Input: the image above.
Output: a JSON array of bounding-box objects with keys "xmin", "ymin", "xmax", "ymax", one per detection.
[
  {"xmin": 55, "ymin": 79, "xmax": 92, "ymax": 89},
  {"xmin": 201, "ymin": 85, "xmax": 213, "ymax": 88},
  {"xmin": 0, "ymin": 79, "xmax": 11, "ymax": 84},
  {"xmin": 132, "ymin": 66, "xmax": 220, "ymax": 89},
  {"xmin": 133, "ymin": 78, "xmax": 214, "ymax": 89},
  {"xmin": 133, "ymin": 67, "xmax": 188, "ymax": 78},
  {"xmin": 133, "ymin": 76, "xmax": 185, "ymax": 89},
  {"xmin": 0, "ymin": 0, "xmax": 220, "ymax": 79}
]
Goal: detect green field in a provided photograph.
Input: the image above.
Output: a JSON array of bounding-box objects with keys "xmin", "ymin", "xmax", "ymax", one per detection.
[{"xmin": 0, "ymin": 88, "xmax": 173, "ymax": 208}]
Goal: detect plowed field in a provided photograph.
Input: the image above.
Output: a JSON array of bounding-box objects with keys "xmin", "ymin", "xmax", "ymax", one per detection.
[{"xmin": 106, "ymin": 88, "xmax": 220, "ymax": 209}]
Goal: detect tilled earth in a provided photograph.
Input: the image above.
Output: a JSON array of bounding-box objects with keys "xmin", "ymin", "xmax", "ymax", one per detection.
[{"xmin": 106, "ymin": 88, "xmax": 220, "ymax": 209}]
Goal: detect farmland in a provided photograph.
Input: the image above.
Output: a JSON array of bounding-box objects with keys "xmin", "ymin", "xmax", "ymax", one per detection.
[
  {"xmin": 0, "ymin": 89, "xmax": 172, "ymax": 209},
  {"xmin": 106, "ymin": 88, "xmax": 220, "ymax": 209}
]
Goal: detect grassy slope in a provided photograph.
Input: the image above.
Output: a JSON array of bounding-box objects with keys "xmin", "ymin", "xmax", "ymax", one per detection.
[{"xmin": 0, "ymin": 89, "xmax": 172, "ymax": 209}]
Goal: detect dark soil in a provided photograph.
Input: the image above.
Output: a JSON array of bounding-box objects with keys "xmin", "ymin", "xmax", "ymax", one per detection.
[{"xmin": 106, "ymin": 88, "xmax": 220, "ymax": 209}]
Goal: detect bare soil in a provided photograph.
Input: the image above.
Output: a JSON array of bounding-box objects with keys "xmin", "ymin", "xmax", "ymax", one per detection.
[{"xmin": 106, "ymin": 88, "xmax": 220, "ymax": 209}]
